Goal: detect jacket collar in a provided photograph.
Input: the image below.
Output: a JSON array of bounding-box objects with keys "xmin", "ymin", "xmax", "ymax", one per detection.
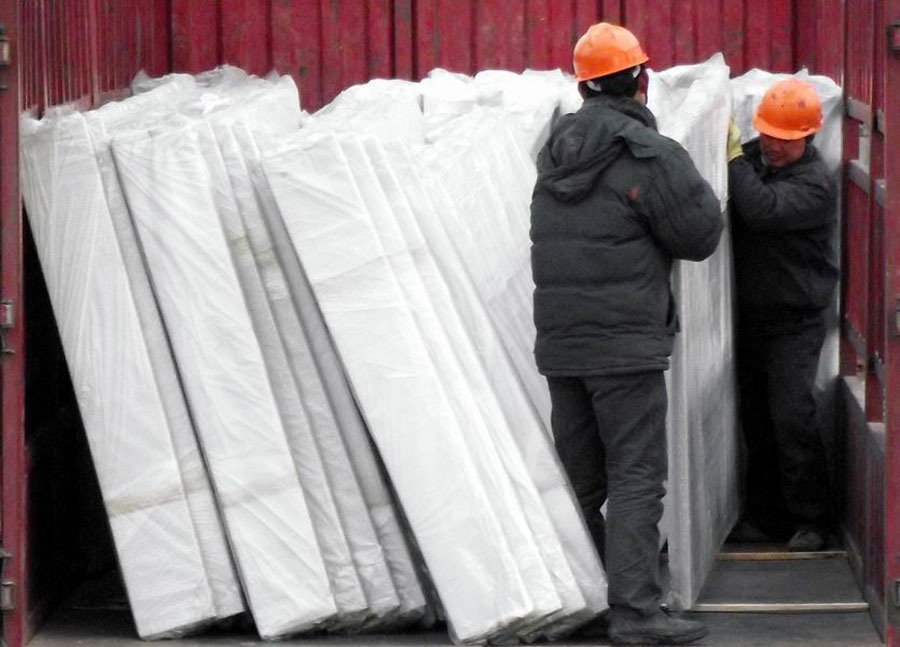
[{"xmin": 582, "ymin": 94, "xmax": 659, "ymax": 132}]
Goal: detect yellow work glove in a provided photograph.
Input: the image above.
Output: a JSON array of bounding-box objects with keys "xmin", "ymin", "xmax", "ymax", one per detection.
[{"xmin": 727, "ymin": 118, "xmax": 743, "ymax": 162}]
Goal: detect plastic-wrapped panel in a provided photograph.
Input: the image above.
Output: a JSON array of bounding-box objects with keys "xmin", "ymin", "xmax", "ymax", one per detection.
[
  {"xmin": 261, "ymin": 132, "xmax": 534, "ymax": 643},
  {"xmin": 83, "ymin": 77, "xmax": 245, "ymax": 621},
  {"xmin": 21, "ymin": 111, "xmax": 218, "ymax": 639},
  {"xmin": 111, "ymin": 123, "xmax": 336, "ymax": 639}
]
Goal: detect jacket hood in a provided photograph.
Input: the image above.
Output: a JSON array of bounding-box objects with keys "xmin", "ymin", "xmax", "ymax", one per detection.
[{"xmin": 536, "ymin": 94, "xmax": 659, "ymax": 203}]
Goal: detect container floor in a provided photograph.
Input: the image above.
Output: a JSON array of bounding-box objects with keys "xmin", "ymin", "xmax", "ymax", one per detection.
[{"xmin": 30, "ymin": 543, "xmax": 882, "ymax": 646}]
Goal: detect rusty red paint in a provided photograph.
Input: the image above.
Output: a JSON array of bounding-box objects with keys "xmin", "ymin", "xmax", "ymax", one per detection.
[
  {"xmin": 745, "ymin": 0, "xmax": 770, "ymax": 71},
  {"xmin": 0, "ymin": 0, "xmax": 26, "ymax": 644},
  {"xmin": 622, "ymin": 0, "xmax": 649, "ymax": 66},
  {"xmin": 367, "ymin": 0, "xmax": 392, "ymax": 79},
  {"xmin": 221, "ymin": 0, "xmax": 271, "ymax": 76},
  {"xmin": 548, "ymin": 0, "xmax": 574, "ymax": 72},
  {"xmin": 525, "ymin": 0, "xmax": 550, "ymax": 70},
  {"xmin": 573, "ymin": 0, "xmax": 599, "ymax": 43},
  {"xmin": 722, "ymin": 0, "xmax": 744, "ymax": 74},
  {"xmin": 601, "ymin": 0, "xmax": 621, "ymax": 26},
  {"xmin": 171, "ymin": 0, "xmax": 219, "ymax": 74},
  {"xmin": 673, "ymin": 0, "xmax": 695, "ymax": 64},
  {"xmin": 695, "ymin": 0, "xmax": 722, "ymax": 63},
  {"xmin": 21, "ymin": 0, "xmax": 837, "ymax": 114},
  {"xmin": 393, "ymin": 0, "xmax": 414, "ymax": 79},
  {"xmin": 769, "ymin": 0, "xmax": 793, "ymax": 72},
  {"xmin": 882, "ymin": 1, "xmax": 900, "ymax": 642}
]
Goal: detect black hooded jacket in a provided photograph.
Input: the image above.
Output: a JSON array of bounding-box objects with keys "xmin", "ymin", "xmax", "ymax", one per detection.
[
  {"xmin": 530, "ymin": 94, "xmax": 723, "ymax": 376},
  {"xmin": 729, "ymin": 138, "xmax": 839, "ymax": 320}
]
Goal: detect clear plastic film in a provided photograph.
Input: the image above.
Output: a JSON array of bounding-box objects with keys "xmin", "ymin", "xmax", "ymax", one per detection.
[{"xmin": 648, "ymin": 54, "xmax": 741, "ymax": 608}]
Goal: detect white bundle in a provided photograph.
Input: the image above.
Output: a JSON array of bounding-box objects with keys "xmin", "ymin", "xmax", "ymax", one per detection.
[
  {"xmin": 84, "ymin": 74, "xmax": 245, "ymax": 624},
  {"xmin": 21, "ymin": 110, "xmax": 221, "ymax": 639},
  {"xmin": 111, "ymin": 117, "xmax": 336, "ymax": 638},
  {"xmin": 648, "ymin": 54, "xmax": 741, "ymax": 609},
  {"xmin": 238, "ymin": 124, "xmax": 429, "ymax": 626},
  {"xmin": 262, "ymin": 131, "xmax": 540, "ymax": 643},
  {"xmin": 208, "ymin": 81, "xmax": 422, "ymax": 627}
]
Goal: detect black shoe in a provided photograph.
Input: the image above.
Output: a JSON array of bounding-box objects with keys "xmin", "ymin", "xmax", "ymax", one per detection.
[
  {"xmin": 788, "ymin": 527, "xmax": 827, "ymax": 552},
  {"xmin": 608, "ymin": 608, "xmax": 707, "ymax": 645},
  {"xmin": 570, "ymin": 610, "xmax": 609, "ymax": 639}
]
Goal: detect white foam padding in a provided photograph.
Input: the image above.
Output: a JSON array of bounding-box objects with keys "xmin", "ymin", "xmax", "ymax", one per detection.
[
  {"xmin": 261, "ymin": 131, "xmax": 537, "ymax": 643},
  {"xmin": 236, "ymin": 122, "xmax": 429, "ymax": 625},
  {"xmin": 111, "ymin": 122, "xmax": 336, "ymax": 639},
  {"xmin": 194, "ymin": 119, "xmax": 369, "ymax": 627},
  {"xmin": 215, "ymin": 120, "xmax": 404, "ymax": 627},
  {"xmin": 420, "ymin": 111, "xmax": 552, "ymax": 431},
  {"xmin": 648, "ymin": 54, "xmax": 741, "ymax": 608},
  {"xmin": 339, "ymin": 132, "xmax": 565, "ymax": 636},
  {"xmin": 21, "ymin": 110, "xmax": 219, "ymax": 639},
  {"xmin": 83, "ymin": 77, "xmax": 245, "ymax": 622},
  {"xmin": 376, "ymin": 136, "xmax": 607, "ymax": 637}
]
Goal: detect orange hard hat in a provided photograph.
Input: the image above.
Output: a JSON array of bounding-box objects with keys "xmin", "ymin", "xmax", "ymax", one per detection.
[
  {"xmin": 573, "ymin": 23, "xmax": 649, "ymax": 82},
  {"xmin": 753, "ymin": 79, "xmax": 824, "ymax": 140}
]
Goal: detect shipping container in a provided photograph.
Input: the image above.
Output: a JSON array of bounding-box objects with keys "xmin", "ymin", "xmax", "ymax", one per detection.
[{"xmin": 0, "ymin": 1, "xmax": 898, "ymax": 646}]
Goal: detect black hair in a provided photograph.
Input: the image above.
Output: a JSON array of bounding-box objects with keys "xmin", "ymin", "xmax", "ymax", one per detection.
[{"xmin": 579, "ymin": 66, "xmax": 641, "ymax": 98}]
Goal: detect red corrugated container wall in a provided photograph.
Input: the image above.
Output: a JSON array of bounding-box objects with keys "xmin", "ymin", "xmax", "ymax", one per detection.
[{"xmin": 22, "ymin": 0, "xmax": 843, "ymax": 116}]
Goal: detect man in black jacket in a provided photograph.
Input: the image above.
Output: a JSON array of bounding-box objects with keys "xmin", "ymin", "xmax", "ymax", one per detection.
[
  {"xmin": 727, "ymin": 79, "xmax": 838, "ymax": 552},
  {"xmin": 530, "ymin": 22, "xmax": 722, "ymax": 645}
]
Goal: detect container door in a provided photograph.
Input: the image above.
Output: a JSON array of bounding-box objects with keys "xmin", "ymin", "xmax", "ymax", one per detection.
[
  {"xmin": 0, "ymin": 0, "xmax": 24, "ymax": 645},
  {"xmin": 884, "ymin": 2, "xmax": 900, "ymax": 646}
]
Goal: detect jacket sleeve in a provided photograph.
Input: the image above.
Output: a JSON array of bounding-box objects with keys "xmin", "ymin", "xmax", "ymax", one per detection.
[
  {"xmin": 642, "ymin": 145, "xmax": 724, "ymax": 262},
  {"xmin": 727, "ymin": 156, "xmax": 835, "ymax": 232}
]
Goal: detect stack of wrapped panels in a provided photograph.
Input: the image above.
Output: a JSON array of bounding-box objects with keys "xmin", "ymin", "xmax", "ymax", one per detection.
[
  {"xmin": 21, "ymin": 109, "xmax": 229, "ymax": 639},
  {"xmin": 23, "ymin": 58, "xmax": 770, "ymax": 642}
]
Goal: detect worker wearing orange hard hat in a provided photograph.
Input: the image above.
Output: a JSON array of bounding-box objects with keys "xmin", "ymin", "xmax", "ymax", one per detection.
[
  {"xmin": 727, "ymin": 79, "xmax": 838, "ymax": 554},
  {"xmin": 531, "ymin": 22, "xmax": 720, "ymax": 645}
]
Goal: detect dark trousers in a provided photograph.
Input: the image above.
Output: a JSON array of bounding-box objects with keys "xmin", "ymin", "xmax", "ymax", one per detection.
[
  {"xmin": 547, "ymin": 371, "xmax": 667, "ymax": 615},
  {"xmin": 736, "ymin": 312, "xmax": 830, "ymax": 535}
]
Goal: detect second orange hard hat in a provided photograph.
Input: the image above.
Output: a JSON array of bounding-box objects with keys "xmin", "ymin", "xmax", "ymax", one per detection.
[
  {"xmin": 573, "ymin": 22, "xmax": 649, "ymax": 82},
  {"xmin": 754, "ymin": 79, "xmax": 824, "ymax": 140}
]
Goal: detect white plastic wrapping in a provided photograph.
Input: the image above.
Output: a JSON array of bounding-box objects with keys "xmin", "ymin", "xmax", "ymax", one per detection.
[
  {"xmin": 21, "ymin": 111, "xmax": 218, "ymax": 639},
  {"xmin": 648, "ymin": 54, "xmax": 741, "ymax": 608},
  {"xmin": 261, "ymin": 132, "xmax": 537, "ymax": 643},
  {"xmin": 196, "ymin": 119, "xmax": 369, "ymax": 627},
  {"xmin": 237, "ymin": 123, "xmax": 428, "ymax": 626},
  {"xmin": 205, "ymin": 80, "xmax": 410, "ymax": 625},
  {"xmin": 340, "ymin": 132, "xmax": 566, "ymax": 636},
  {"xmin": 111, "ymin": 123, "xmax": 336, "ymax": 639},
  {"xmin": 380, "ymin": 138, "xmax": 607, "ymax": 633},
  {"xmin": 83, "ymin": 77, "xmax": 245, "ymax": 623},
  {"xmin": 422, "ymin": 111, "xmax": 552, "ymax": 431}
]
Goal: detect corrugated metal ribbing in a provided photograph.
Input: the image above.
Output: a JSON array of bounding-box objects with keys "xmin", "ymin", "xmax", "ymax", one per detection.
[
  {"xmin": 845, "ymin": 0, "xmax": 874, "ymax": 104},
  {"xmin": 21, "ymin": 0, "xmax": 168, "ymax": 114},
  {"xmin": 23, "ymin": 0, "xmax": 834, "ymax": 114}
]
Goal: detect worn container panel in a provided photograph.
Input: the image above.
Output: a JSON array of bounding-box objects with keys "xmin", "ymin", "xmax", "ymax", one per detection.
[{"xmin": 22, "ymin": 0, "xmax": 830, "ymax": 114}]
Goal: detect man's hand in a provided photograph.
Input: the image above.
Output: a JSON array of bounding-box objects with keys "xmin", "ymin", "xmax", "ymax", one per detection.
[{"xmin": 727, "ymin": 119, "xmax": 743, "ymax": 162}]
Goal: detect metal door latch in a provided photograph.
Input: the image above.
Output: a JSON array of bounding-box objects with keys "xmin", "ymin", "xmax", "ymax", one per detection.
[
  {"xmin": 0, "ymin": 298, "xmax": 13, "ymax": 355},
  {"xmin": 0, "ymin": 547, "xmax": 13, "ymax": 611},
  {"xmin": 893, "ymin": 299, "xmax": 900, "ymax": 338},
  {"xmin": 889, "ymin": 22, "xmax": 900, "ymax": 55}
]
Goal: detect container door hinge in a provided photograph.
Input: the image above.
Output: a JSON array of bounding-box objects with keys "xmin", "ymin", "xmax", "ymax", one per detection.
[
  {"xmin": 0, "ymin": 581, "xmax": 14, "ymax": 612},
  {"xmin": 0, "ymin": 298, "xmax": 14, "ymax": 356},
  {"xmin": 889, "ymin": 21, "xmax": 900, "ymax": 56},
  {"xmin": 0, "ymin": 547, "xmax": 13, "ymax": 611},
  {"xmin": 893, "ymin": 299, "xmax": 900, "ymax": 338}
]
